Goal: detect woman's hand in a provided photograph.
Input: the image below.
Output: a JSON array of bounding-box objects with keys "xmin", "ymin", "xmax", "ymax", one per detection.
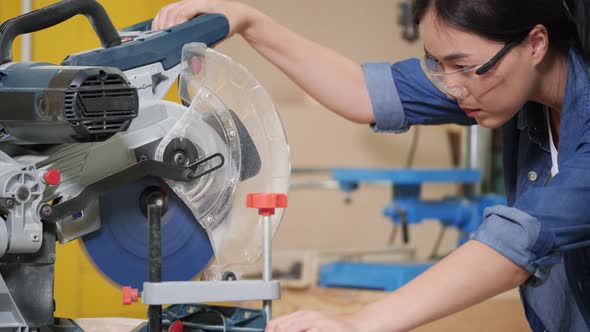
[
  {"xmin": 265, "ymin": 310, "xmax": 364, "ymax": 332},
  {"xmin": 152, "ymin": 0, "xmax": 375, "ymax": 124},
  {"xmin": 151, "ymin": 0, "xmax": 255, "ymax": 37}
]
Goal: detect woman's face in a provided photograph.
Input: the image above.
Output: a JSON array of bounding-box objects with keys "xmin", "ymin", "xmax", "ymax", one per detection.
[{"xmin": 419, "ymin": 9, "xmax": 537, "ymax": 128}]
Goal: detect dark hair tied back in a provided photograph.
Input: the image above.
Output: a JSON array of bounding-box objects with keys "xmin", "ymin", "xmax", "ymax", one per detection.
[
  {"xmin": 566, "ymin": 0, "xmax": 590, "ymax": 58},
  {"xmin": 413, "ymin": 0, "xmax": 590, "ymax": 59}
]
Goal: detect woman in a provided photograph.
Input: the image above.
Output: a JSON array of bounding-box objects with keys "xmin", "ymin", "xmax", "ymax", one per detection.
[{"xmin": 153, "ymin": 1, "xmax": 590, "ymax": 331}]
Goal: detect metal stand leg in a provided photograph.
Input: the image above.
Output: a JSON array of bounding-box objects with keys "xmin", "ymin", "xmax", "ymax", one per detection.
[
  {"xmin": 148, "ymin": 200, "xmax": 163, "ymax": 332},
  {"xmin": 262, "ymin": 215, "xmax": 272, "ymax": 322},
  {"xmin": 246, "ymin": 193, "xmax": 287, "ymax": 324}
]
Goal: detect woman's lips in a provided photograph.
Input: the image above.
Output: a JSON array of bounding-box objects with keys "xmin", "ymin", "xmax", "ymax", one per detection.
[{"xmin": 462, "ymin": 108, "xmax": 482, "ymax": 118}]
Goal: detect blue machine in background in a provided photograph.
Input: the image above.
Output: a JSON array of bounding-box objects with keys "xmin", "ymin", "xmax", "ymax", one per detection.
[{"xmin": 319, "ymin": 168, "xmax": 506, "ymax": 291}]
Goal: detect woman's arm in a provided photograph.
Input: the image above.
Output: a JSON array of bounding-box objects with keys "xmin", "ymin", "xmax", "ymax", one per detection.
[
  {"xmin": 353, "ymin": 241, "xmax": 528, "ymax": 332},
  {"xmin": 153, "ymin": 0, "xmax": 374, "ymax": 124},
  {"xmin": 266, "ymin": 241, "xmax": 529, "ymax": 332}
]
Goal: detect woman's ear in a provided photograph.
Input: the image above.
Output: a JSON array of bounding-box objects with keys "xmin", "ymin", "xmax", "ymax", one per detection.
[{"xmin": 528, "ymin": 24, "xmax": 550, "ymax": 66}]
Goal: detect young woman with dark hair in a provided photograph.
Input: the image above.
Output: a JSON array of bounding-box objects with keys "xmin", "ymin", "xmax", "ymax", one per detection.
[{"xmin": 154, "ymin": 1, "xmax": 590, "ymax": 331}]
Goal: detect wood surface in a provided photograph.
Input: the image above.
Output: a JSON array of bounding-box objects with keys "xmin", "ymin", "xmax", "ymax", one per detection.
[{"xmin": 242, "ymin": 287, "xmax": 530, "ymax": 332}]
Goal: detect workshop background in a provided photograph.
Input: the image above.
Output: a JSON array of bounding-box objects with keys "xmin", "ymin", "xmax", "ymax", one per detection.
[{"xmin": 0, "ymin": 1, "xmax": 527, "ymax": 331}]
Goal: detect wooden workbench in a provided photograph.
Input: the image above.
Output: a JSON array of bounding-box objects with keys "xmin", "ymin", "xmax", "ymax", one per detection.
[{"xmin": 243, "ymin": 287, "xmax": 530, "ymax": 332}]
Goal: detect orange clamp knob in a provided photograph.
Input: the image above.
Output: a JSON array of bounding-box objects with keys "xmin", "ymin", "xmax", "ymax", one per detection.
[
  {"xmin": 43, "ymin": 169, "xmax": 61, "ymax": 186},
  {"xmin": 122, "ymin": 286, "xmax": 139, "ymax": 305},
  {"xmin": 246, "ymin": 193, "xmax": 288, "ymax": 216}
]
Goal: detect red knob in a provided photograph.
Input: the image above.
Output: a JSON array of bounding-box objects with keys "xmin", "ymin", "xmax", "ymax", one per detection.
[
  {"xmin": 122, "ymin": 286, "xmax": 139, "ymax": 305},
  {"xmin": 168, "ymin": 320, "xmax": 184, "ymax": 332},
  {"xmin": 246, "ymin": 193, "xmax": 288, "ymax": 216},
  {"xmin": 43, "ymin": 169, "xmax": 61, "ymax": 186}
]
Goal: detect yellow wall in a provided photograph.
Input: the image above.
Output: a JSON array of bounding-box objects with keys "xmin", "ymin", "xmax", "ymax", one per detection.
[{"xmin": 0, "ymin": 2, "xmax": 22, "ymax": 61}]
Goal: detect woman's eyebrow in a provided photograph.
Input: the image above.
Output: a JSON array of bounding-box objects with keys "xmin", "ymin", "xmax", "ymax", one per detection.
[{"xmin": 424, "ymin": 47, "xmax": 470, "ymax": 61}]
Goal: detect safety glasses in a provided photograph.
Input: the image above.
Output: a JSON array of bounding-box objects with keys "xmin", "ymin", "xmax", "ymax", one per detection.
[{"xmin": 420, "ymin": 39, "xmax": 523, "ymax": 99}]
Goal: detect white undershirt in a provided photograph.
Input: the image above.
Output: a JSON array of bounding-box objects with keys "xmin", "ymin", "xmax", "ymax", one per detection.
[{"xmin": 546, "ymin": 108, "xmax": 559, "ymax": 176}]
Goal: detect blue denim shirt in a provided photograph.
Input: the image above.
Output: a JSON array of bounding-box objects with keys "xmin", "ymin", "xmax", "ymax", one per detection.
[{"xmin": 363, "ymin": 48, "xmax": 590, "ymax": 332}]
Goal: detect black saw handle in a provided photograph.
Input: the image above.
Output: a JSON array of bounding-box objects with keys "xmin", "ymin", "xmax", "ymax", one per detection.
[{"xmin": 0, "ymin": 0, "xmax": 121, "ymax": 64}]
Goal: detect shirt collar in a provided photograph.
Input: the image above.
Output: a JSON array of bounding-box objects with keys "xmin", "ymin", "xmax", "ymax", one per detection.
[
  {"xmin": 517, "ymin": 102, "xmax": 550, "ymax": 152},
  {"xmin": 516, "ymin": 48, "xmax": 590, "ymax": 152}
]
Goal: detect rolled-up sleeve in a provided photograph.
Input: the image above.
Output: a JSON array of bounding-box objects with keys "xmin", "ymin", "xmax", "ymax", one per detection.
[
  {"xmin": 473, "ymin": 205, "xmax": 555, "ymax": 283},
  {"xmin": 362, "ymin": 62, "xmax": 407, "ymax": 133},
  {"xmin": 473, "ymin": 122, "xmax": 590, "ymax": 285},
  {"xmin": 362, "ymin": 58, "xmax": 476, "ymax": 133}
]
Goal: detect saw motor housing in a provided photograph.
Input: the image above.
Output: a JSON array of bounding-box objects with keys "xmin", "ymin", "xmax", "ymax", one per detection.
[{"xmin": 0, "ymin": 62, "xmax": 138, "ymax": 144}]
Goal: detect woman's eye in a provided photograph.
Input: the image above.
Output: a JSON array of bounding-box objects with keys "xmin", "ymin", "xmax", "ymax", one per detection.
[{"xmin": 454, "ymin": 64, "xmax": 469, "ymax": 70}]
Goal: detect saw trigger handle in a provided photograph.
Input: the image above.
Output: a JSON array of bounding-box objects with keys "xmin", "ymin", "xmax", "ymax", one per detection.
[{"xmin": 0, "ymin": 0, "xmax": 120, "ymax": 64}]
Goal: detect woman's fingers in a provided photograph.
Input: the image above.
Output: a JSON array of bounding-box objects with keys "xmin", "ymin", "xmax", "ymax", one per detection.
[
  {"xmin": 153, "ymin": 1, "xmax": 195, "ymax": 30},
  {"xmin": 266, "ymin": 310, "xmax": 355, "ymax": 332}
]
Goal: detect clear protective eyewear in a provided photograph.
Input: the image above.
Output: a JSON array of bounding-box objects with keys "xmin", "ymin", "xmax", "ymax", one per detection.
[{"xmin": 420, "ymin": 39, "xmax": 522, "ymax": 99}]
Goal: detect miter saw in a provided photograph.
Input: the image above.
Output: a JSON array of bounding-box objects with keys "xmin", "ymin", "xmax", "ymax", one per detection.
[{"xmin": 0, "ymin": 0, "xmax": 290, "ymax": 331}]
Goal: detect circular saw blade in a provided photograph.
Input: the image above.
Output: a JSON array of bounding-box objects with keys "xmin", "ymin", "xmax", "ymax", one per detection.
[{"xmin": 82, "ymin": 177, "xmax": 213, "ymax": 290}]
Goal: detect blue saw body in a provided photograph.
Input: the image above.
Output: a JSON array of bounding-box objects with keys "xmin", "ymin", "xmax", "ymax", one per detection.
[
  {"xmin": 62, "ymin": 14, "xmax": 229, "ymax": 71},
  {"xmin": 83, "ymin": 177, "xmax": 214, "ymax": 290}
]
